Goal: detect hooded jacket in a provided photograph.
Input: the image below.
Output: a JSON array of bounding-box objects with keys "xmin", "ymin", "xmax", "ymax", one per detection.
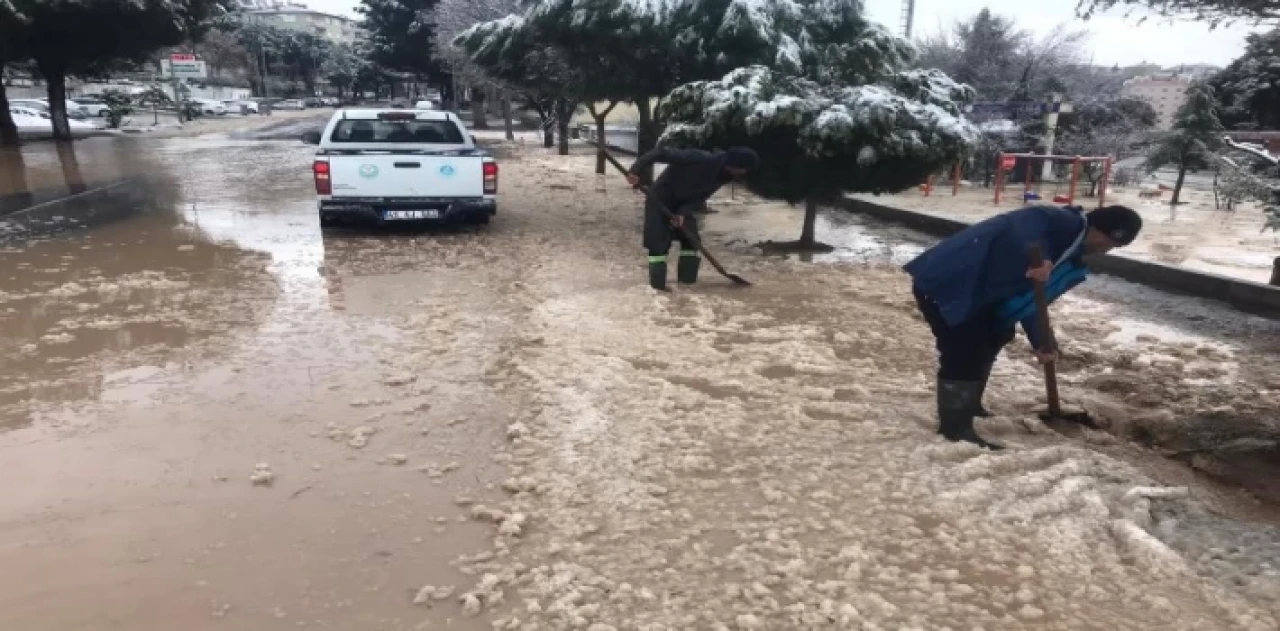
[
  {"xmin": 904, "ymin": 205, "xmax": 1089, "ymax": 348},
  {"xmin": 628, "ymin": 148, "xmax": 733, "ymax": 208}
]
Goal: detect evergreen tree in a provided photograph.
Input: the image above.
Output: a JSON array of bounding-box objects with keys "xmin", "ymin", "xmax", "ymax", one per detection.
[
  {"xmin": 359, "ymin": 0, "xmax": 445, "ymax": 85},
  {"xmin": 1209, "ymin": 29, "xmax": 1280, "ymax": 130},
  {"xmin": 8, "ymin": 0, "xmax": 224, "ymax": 141},
  {"xmin": 453, "ymin": 15, "xmax": 590, "ymax": 156},
  {"xmin": 915, "ymin": 10, "xmax": 1086, "ymax": 102},
  {"xmin": 1145, "ymin": 82, "xmax": 1225, "ymax": 205},
  {"xmin": 663, "ymin": 65, "xmax": 976, "ymax": 249}
]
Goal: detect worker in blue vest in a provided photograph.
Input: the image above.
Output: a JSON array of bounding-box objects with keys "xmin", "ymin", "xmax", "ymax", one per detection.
[{"xmin": 904, "ymin": 204, "xmax": 1143, "ymax": 450}]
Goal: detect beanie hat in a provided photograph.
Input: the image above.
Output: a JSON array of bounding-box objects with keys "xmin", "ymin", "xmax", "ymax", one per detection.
[
  {"xmin": 724, "ymin": 147, "xmax": 760, "ymax": 170},
  {"xmin": 1086, "ymin": 205, "xmax": 1143, "ymax": 246}
]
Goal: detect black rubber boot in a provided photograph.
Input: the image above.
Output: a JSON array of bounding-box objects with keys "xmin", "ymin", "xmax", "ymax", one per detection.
[
  {"xmin": 938, "ymin": 379, "xmax": 1004, "ymax": 451},
  {"xmin": 677, "ymin": 255, "xmax": 701, "ymax": 284},
  {"xmin": 975, "ymin": 361, "xmax": 995, "ymax": 418},
  {"xmin": 648, "ymin": 262, "xmax": 669, "ymax": 291}
]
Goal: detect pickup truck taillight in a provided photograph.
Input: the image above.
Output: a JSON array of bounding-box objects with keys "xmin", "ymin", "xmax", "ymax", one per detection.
[
  {"xmin": 313, "ymin": 160, "xmax": 331, "ymax": 195},
  {"xmin": 483, "ymin": 162, "xmax": 498, "ymax": 195}
]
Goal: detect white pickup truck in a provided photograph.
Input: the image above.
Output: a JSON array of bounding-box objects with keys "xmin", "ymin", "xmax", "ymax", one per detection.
[{"xmin": 302, "ymin": 109, "xmax": 497, "ymax": 227}]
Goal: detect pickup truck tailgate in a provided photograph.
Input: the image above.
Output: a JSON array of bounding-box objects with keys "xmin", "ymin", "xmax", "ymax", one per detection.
[{"xmin": 329, "ymin": 155, "xmax": 484, "ymax": 198}]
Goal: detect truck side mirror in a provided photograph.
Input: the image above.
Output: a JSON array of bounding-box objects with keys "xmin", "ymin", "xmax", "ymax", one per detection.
[{"xmin": 301, "ymin": 130, "xmax": 321, "ymax": 145}]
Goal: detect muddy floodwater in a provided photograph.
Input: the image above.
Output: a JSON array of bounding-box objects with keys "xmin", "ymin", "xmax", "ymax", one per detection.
[{"xmin": 1, "ymin": 132, "xmax": 1279, "ymax": 630}]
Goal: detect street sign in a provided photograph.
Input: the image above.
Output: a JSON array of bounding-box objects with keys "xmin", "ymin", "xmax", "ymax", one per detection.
[
  {"xmin": 170, "ymin": 53, "xmax": 196, "ymax": 62},
  {"xmin": 160, "ymin": 58, "xmax": 208, "ymax": 79}
]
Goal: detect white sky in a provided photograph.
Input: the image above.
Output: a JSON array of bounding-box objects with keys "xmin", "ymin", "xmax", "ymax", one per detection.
[{"xmin": 306, "ymin": 0, "xmax": 1260, "ymax": 67}]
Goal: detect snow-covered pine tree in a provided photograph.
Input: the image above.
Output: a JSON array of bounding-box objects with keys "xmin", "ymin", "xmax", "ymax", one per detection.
[
  {"xmin": 663, "ymin": 65, "xmax": 976, "ymax": 249},
  {"xmin": 1145, "ymin": 81, "xmax": 1224, "ymax": 206},
  {"xmin": 452, "ymin": 15, "xmax": 589, "ymax": 155}
]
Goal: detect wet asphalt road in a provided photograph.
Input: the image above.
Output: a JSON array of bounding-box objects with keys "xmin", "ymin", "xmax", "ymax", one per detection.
[{"xmin": 0, "ymin": 133, "xmax": 511, "ymax": 630}]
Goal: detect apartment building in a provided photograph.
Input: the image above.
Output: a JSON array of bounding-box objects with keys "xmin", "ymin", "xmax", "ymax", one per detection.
[
  {"xmin": 236, "ymin": 0, "xmax": 361, "ymax": 46},
  {"xmin": 1121, "ymin": 74, "xmax": 1192, "ymax": 130}
]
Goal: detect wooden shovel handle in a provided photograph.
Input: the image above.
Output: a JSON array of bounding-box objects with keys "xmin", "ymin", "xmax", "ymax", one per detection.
[{"xmin": 1027, "ymin": 245, "xmax": 1061, "ymax": 417}]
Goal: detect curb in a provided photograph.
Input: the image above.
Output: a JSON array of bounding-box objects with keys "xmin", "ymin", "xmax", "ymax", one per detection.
[{"xmin": 837, "ymin": 197, "xmax": 1280, "ymax": 319}]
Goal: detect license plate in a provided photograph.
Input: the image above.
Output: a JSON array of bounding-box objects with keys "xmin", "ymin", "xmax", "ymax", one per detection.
[{"xmin": 384, "ymin": 209, "xmax": 440, "ymax": 220}]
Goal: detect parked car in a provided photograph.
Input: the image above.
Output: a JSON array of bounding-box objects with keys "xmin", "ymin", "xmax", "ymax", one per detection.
[
  {"xmin": 13, "ymin": 99, "xmax": 91, "ymax": 120},
  {"xmin": 303, "ymin": 97, "xmax": 325, "ymax": 108},
  {"xmin": 70, "ymin": 96, "xmax": 111, "ymax": 117},
  {"xmin": 276, "ymin": 99, "xmax": 306, "ymax": 111},
  {"xmin": 413, "ymin": 99, "xmax": 438, "ymax": 110},
  {"xmin": 302, "ymin": 108, "xmax": 496, "ymax": 227},
  {"xmin": 8, "ymin": 107, "xmax": 102, "ymax": 139},
  {"xmin": 321, "ymin": 97, "xmax": 340, "ymax": 106},
  {"xmin": 186, "ymin": 98, "xmax": 227, "ymax": 116},
  {"xmin": 224, "ymin": 99, "xmax": 260, "ymax": 114}
]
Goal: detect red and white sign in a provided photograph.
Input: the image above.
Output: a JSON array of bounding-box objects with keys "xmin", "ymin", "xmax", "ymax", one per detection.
[
  {"xmin": 170, "ymin": 53, "xmax": 197, "ymax": 61},
  {"xmin": 1000, "ymin": 156, "xmax": 1016, "ymax": 171}
]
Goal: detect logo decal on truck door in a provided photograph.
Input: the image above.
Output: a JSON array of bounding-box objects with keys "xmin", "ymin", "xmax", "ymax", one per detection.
[
  {"xmin": 358, "ymin": 164, "xmax": 379, "ymax": 178},
  {"xmin": 438, "ymin": 164, "xmax": 455, "ymax": 177}
]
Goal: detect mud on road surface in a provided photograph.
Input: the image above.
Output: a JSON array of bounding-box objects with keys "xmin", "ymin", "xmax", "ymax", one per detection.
[{"xmin": 1, "ymin": 136, "xmax": 1279, "ymax": 630}]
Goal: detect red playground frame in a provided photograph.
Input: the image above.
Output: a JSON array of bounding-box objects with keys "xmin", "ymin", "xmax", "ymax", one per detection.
[{"xmin": 993, "ymin": 152, "xmax": 1114, "ymax": 207}]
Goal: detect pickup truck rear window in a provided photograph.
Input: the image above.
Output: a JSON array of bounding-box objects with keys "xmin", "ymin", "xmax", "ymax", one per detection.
[{"xmin": 329, "ymin": 120, "xmax": 465, "ymax": 144}]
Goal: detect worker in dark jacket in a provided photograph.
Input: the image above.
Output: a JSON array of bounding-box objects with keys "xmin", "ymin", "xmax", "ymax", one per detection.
[
  {"xmin": 627, "ymin": 146, "xmax": 760, "ymax": 290},
  {"xmin": 904, "ymin": 204, "xmax": 1143, "ymax": 450}
]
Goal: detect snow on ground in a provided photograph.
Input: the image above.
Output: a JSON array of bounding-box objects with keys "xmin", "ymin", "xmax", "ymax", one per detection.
[
  {"xmin": 853, "ymin": 185, "xmax": 1280, "ymax": 284},
  {"xmin": 2, "ymin": 136, "xmax": 1279, "ymax": 629},
  {"xmin": 433, "ymin": 146, "xmax": 1280, "ymax": 629}
]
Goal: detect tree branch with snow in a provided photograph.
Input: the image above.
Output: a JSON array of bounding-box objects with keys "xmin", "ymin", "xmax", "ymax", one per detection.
[{"xmin": 662, "ymin": 65, "xmax": 977, "ymax": 249}]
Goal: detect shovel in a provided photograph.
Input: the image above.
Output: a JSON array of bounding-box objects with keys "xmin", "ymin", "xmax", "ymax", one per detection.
[
  {"xmin": 602, "ymin": 151, "xmax": 751, "ymax": 286},
  {"xmin": 1028, "ymin": 245, "xmax": 1098, "ymax": 428}
]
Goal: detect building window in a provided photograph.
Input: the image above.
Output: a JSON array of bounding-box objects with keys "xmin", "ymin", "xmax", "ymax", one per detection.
[{"xmin": 281, "ymin": 14, "xmax": 295, "ymax": 21}]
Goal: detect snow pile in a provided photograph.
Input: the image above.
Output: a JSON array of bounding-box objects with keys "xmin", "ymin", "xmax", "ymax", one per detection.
[
  {"xmin": 430, "ymin": 175, "xmax": 1280, "ymax": 630},
  {"xmin": 662, "ymin": 65, "xmax": 978, "ymax": 202}
]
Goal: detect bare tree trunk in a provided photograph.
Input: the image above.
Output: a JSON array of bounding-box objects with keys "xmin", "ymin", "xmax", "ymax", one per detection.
[
  {"xmin": 634, "ymin": 97, "xmax": 657, "ymax": 184},
  {"xmin": 555, "ymin": 100, "xmax": 574, "ymax": 156},
  {"xmin": 56, "ymin": 141, "xmax": 86, "ymax": 194},
  {"xmin": 543, "ymin": 123, "xmax": 554, "ymax": 148},
  {"xmin": 487, "ymin": 86, "xmax": 501, "ymax": 118},
  {"xmin": 501, "ymin": 90, "xmax": 514, "ymax": 141},
  {"xmin": 800, "ymin": 198, "xmax": 818, "ymax": 247},
  {"xmin": 42, "ymin": 63, "xmax": 74, "ymax": 142},
  {"xmin": 0, "ymin": 146, "xmax": 32, "ymax": 212},
  {"xmin": 1171, "ymin": 165, "xmax": 1187, "ymax": 206},
  {"xmin": 635, "ymin": 97, "xmax": 656, "ymax": 157},
  {"xmin": 470, "ymin": 85, "xmax": 488, "ymax": 129},
  {"xmin": 586, "ymin": 101, "xmax": 618, "ymax": 175},
  {"xmin": 0, "ymin": 71, "xmax": 19, "ymax": 147}
]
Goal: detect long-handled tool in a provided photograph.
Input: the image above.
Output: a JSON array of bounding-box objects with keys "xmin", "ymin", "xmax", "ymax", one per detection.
[
  {"xmin": 1028, "ymin": 245, "xmax": 1097, "ymax": 428},
  {"xmin": 602, "ymin": 151, "xmax": 751, "ymax": 286}
]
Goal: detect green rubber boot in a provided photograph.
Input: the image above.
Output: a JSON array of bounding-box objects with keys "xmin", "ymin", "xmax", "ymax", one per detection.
[
  {"xmin": 938, "ymin": 379, "xmax": 1004, "ymax": 451},
  {"xmin": 677, "ymin": 251, "xmax": 701, "ymax": 285},
  {"xmin": 648, "ymin": 257, "xmax": 669, "ymax": 291}
]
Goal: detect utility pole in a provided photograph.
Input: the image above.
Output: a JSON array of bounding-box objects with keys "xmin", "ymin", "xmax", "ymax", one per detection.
[
  {"xmin": 1040, "ymin": 93, "xmax": 1073, "ymax": 180},
  {"xmin": 900, "ymin": 0, "xmax": 916, "ymax": 39}
]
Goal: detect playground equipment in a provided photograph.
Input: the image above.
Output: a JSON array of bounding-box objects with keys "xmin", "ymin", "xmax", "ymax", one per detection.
[
  {"xmin": 919, "ymin": 162, "xmax": 964, "ymax": 197},
  {"xmin": 994, "ymin": 153, "xmax": 1113, "ymax": 207}
]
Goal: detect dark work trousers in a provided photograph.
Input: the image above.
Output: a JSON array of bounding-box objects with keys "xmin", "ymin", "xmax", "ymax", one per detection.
[
  {"xmin": 643, "ymin": 196, "xmax": 700, "ymax": 260},
  {"xmin": 914, "ymin": 287, "xmax": 1015, "ymax": 381}
]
